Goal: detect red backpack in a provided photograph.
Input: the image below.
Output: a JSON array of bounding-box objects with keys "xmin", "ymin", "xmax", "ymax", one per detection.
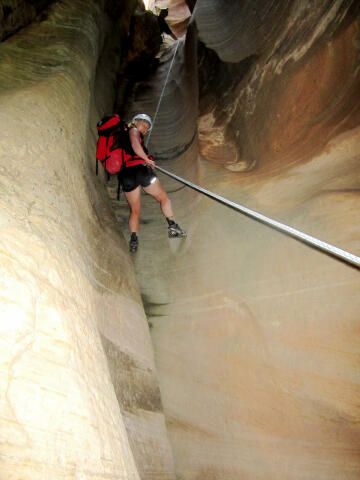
[
  {"xmin": 96, "ymin": 114, "xmax": 130, "ymax": 174},
  {"xmin": 96, "ymin": 114, "xmax": 131, "ymax": 199}
]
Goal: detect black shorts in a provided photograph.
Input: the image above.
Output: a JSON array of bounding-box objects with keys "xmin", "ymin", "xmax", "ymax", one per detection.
[{"xmin": 120, "ymin": 164, "xmax": 157, "ymax": 193}]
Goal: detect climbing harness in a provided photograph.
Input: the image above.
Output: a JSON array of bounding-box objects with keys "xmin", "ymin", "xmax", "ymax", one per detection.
[{"xmin": 155, "ymin": 165, "xmax": 360, "ymax": 270}]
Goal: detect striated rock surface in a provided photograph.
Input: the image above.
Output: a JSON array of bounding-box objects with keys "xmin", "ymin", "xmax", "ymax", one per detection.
[
  {"xmin": 1, "ymin": 0, "xmax": 360, "ymax": 480},
  {"xmin": 119, "ymin": 1, "xmax": 360, "ymax": 480},
  {"xmin": 0, "ymin": 0, "xmax": 55, "ymax": 42},
  {"xmin": 0, "ymin": 1, "xmax": 175, "ymax": 479},
  {"xmin": 196, "ymin": 0, "xmax": 360, "ymax": 173}
]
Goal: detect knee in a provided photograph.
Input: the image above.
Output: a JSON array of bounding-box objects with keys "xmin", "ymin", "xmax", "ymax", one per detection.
[
  {"xmin": 159, "ymin": 192, "xmax": 170, "ymax": 205},
  {"xmin": 130, "ymin": 205, "xmax": 141, "ymax": 216}
]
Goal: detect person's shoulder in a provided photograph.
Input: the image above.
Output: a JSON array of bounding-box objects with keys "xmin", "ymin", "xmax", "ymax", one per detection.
[{"xmin": 129, "ymin": 126, "xmax": 143, "ymax": 141}]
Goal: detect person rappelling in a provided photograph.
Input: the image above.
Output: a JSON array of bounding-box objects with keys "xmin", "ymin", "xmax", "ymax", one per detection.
[
  {"xmin": 96, "ymin": 32, "xmax": 186, "ymax": 253},
  {"xmin": 96, "ymin": 113, "xmax": 187, "ymax": 252},
  {"xmin": 122, "ymin": 113, "xmax": 187, "ymax": 251}
]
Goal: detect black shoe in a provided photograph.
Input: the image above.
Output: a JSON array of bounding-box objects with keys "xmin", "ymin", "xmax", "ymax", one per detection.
[
  {"xmin": 168, "ymin": 223, "xmax": 187, "ymax": 238},
  {"xmin": 129, "ymin": 233, "xmax": 139, "ymax": 252}
]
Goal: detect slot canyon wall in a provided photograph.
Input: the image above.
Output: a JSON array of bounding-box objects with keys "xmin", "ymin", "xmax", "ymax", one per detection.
[
  {"xmin": 0, "ymin": 1, "xmax": 359, "ymax": 480},
  {"xmin": 122, "ymin": 1, "xmax": 360, "ymax": 479},
  {"xmin": 0, "ymin": 1, "xmax": 176, "ymax": 479}
]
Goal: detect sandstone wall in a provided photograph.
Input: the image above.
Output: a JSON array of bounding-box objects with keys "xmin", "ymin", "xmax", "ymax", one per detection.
[
  {"xmin": 0, "ymin": 0, "xmax": 55, "ymax": 42},
  {"xmin": 1, "ymin": 0, "xmax": 359, "ymax": 478},
  {"xmin": 119, "ymin": 1, "xmax": 360, "ymax": 479},
  {"xmin": 0, "ymin": 1, "xmax": 175, "ymax": 479}
]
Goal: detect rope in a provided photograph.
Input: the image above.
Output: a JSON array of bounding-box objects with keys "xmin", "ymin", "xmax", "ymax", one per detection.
[
  {"xmin": 155, "ymin": 165, "xmax": 360, "ymax": 270},
  {"xmin": 144, "ymin": 5, "xmax": 360, "ymax": 269},
  {"xmin": 145, "ymin": 40, "xmax": 180, "ymax": 147},
  {"xmin": 145, "ymin": 1, "xmax": 198, "ymax": 147}
]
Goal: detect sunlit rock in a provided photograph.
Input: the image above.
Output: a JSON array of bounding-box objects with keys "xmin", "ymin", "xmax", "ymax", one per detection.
[{"xmin": 0, "ymin": 1, "xmax": 175, "ymax": 479}]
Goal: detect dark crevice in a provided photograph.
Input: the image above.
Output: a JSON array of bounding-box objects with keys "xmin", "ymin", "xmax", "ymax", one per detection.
[
  {"xmin": 198, "ymin": 40, "xmax": 258, "ymax": 118},
  {"xmin": 0, "ymin": 0, "xmax": 57, "ymax": 42}
]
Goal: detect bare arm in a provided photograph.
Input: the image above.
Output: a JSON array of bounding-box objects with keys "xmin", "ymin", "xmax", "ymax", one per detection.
[{"xmin": 129, "ymin": 128, "xmax": 155, "ymax": 168}]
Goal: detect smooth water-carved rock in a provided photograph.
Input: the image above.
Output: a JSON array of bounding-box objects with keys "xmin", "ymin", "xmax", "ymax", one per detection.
[
  {"xmin": 123, "ymin": 2, "xmax": 360, "ymax": 480},
  {"xmin": 0, "ymin": 1, "xmax": 175, "ymax": 479},
  {"xmin": 1, "ymin": 0, "xmax": 360, "ymax": 479},
  {"xmin": 0, "ymin": 0, "xmax": 56, "ymax": 42}
]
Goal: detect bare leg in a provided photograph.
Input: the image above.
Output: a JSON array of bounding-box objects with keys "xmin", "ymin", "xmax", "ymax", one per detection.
[
  {"xmin": 144, "ymin": 179, "xmax": 187, "ymax": 237},
  {"xmin": 125, "ymin": 187, "xmax": 141, "ymax": 233},
  {"xmin": 143, "ymin": 179, "xmax": 174, "ymax": 218}
]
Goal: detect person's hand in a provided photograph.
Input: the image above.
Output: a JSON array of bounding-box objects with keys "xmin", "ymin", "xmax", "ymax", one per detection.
[{"xmin": 146, "ymin": 157, "xmax": 156, "ymax": 169}]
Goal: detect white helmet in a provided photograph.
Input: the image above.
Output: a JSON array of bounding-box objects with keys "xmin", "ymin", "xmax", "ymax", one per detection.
[{"xmin": 131, "ymin": 113, "xmax": 152, "ymax": 131}]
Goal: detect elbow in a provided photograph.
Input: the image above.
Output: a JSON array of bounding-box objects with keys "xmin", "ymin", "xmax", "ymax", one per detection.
[{"xmin": 133, "ymin": 146, "xmax": 143, "ymax": 158}]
